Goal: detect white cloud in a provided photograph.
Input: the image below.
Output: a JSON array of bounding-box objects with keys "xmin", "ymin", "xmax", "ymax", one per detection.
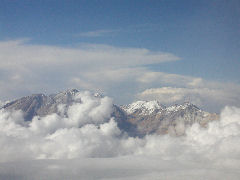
[
  {"xmin": 0, "ymin": 40, "xmax": 179, "ymax": 70},
  {"xmin": 137, "ymin": 86, "xmax": 240, "ymax": 112},
  {"xmin": 137, "ymin": 71, "xmax": 205, "ymax": 88},
  {"xmin": 0, "ymin": 39, "xmax": 179, "ymax": 101},
  {"xmin": 0, "ymin": 91, "xmax": 240, "ymax": 179},
  {"xmin": 77, "ymin": 29, "xmax": 118, "ymax": 37},
  {"xmin": 135, "ymin": 71, "xmax": 240, "ymax": 112}
]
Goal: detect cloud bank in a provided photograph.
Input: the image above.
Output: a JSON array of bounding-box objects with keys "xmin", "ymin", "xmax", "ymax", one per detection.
[
  {"xmin": 0, "ymin": 93, "xmax": 239, "ymax": 158},
  {"xmin": 0, "ymin": 92, "xmax": 240, "ymax": 179}
]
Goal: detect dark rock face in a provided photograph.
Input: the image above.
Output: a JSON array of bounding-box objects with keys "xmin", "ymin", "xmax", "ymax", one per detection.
[{"xmin": 2, "ymin": 89, "xmax": 219, "ymax": 136}]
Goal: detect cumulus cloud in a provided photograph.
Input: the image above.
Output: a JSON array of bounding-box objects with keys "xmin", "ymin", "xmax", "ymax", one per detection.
[
  {"xmin": 0, "ymin": 92, "xmax": 117, "ymax": 161},
  {"xmin": 0, "ymin": 92, "xmax": 240, "ymax": 179}
]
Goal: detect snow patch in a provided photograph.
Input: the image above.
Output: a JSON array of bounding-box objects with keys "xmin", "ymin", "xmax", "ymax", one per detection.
[
  {"xmin": 122, "ymin": 101, "xmax": 199, "ymax": 115},
  {"xmin": 166, "ymin": 103, "xmax": 191, "ymax": 113},
  {"xmin": 122, "ymin": 100, "xmax": 165, "ymax": 115}
]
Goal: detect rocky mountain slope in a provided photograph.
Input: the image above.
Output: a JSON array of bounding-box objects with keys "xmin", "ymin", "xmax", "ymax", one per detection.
[
  {"xmin": 2, "ymin": 89, "xmax": 80, "ymax": 121},
  {"xmin": 1, "ymin": 89, "xmax": 218, "ymax": 136},
  {"xmin": 121, "ymin": 101, "xmax": 218, "ymax": 136}
]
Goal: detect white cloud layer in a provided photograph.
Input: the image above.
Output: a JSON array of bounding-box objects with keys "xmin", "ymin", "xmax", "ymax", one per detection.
[
  {"xmin": 0, "ymin": 92, "xmax": 240, "ymax": 179},
  {"xmin": 0, "ymin": 39, "xmax": 240, "ymax": 112},
  {"xmin": 0, "ymin": 39, "xmax": 179, "ymax": 102}
]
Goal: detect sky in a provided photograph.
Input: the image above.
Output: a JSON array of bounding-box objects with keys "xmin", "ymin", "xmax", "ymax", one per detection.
[{"xmin": 0, "ymin": 0, "xmax": 240, "ymax": 112}]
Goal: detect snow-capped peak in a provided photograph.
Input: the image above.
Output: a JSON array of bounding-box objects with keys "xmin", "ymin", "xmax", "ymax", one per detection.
[
  {"xmin": 122, "ymin": 100, "xmax": 165, "ymax": 115},
  {"xmin": 166, "ymin": 102, "xmax": 196, "ymax": 112},
  {"xmin": 122, "ymin": 101, "xmax": 201, "ymax": 115}
]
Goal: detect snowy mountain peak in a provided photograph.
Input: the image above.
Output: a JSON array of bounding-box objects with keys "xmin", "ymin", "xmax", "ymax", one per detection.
[
  {"xmin": 166, "ymin": 102, "xmax": 199, "ymax": 113},
  {"xmin": 122, "ymin": 100, "xmax": 165, "ymax": 115},
  {"xmin": 122, "ymin": 101, "xmax": 201, "ymax": 115}
]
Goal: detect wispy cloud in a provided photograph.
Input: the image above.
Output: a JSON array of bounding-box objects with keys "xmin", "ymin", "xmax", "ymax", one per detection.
[
  {"xmin": 76, "ymin": 24, "xmax": 157, "ymax": 38},
  {"xmin": 77, "ymin": 29, "xmax": 119, "ymax": 37}
]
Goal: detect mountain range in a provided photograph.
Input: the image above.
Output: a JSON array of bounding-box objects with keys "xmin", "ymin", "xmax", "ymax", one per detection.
[{"xmin": 1, "ymin": 89, "xmax": 218, "ymax": 136}]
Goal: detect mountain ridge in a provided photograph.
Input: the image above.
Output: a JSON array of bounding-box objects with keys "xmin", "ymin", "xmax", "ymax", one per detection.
[{"xmin": 1, "ymin": 89, "xmax": 219, "ymax": 136}]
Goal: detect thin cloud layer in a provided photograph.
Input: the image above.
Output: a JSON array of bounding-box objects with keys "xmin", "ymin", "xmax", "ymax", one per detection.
[
  {"xmin": 0, "ymin": 39, "xmax": 240, "ymax": 112},
  {"xmin": 0, "ymin": 91, "xmax": 240, "ymax": 179},
  {"xmin": 0, "ymin": 39, "xmax": 179, "ymax": 101},
  {"xmin": 0, "ymin": 40, "xmax": 179, "ymax": 69},
  {"xmin": 77, "ymin": 29, "xmax": 118, "ymax": 37}
]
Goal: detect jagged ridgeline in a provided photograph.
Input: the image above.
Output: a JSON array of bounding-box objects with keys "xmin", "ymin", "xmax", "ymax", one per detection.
[{"xmin": 1, "ymin": 89, "xmax": 218, "ymax": 136}]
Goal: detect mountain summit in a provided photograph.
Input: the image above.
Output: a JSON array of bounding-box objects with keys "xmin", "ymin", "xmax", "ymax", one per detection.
[{"xmin": 121, "ymin": 101, "xmax": 218, "ymax": 136}]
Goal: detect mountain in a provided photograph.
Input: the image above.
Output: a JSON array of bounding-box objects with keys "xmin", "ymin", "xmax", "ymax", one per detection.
[
  {"xmin": 1, "ymin": 89, "xmax": 219, "ymax": 136},
  {"xmin": 2, "ymin": 89, "xmax": 80, "ymax": 121},
  {"xmin": 121, "ymin": 101, "xmax": 218, "ymax": 136}
]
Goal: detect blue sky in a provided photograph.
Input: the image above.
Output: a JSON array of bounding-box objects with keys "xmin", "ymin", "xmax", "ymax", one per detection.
[{"xmin": 0, "ymin": 0, "xmax": 240, "ymax": 112}]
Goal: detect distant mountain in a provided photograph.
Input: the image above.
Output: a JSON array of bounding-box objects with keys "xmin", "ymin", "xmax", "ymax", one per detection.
[{"xmin": 1, "ymin": 89, "xmax": 219, "ymax": 136}]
